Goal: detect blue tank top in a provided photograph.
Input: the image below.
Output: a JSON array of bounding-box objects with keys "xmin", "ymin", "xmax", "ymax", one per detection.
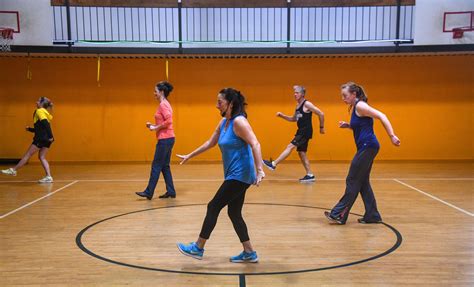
[
  {"xmin": 350, "ymin": 101, "xmax": 380, "ymax": 151},
  {"xmin": 218, "ymin": 115, "xmax": 256, "ymax": 185}
]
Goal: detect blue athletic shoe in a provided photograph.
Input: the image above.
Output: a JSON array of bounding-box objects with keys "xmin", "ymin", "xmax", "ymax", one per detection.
[
  {"xmin": 263, "ymin": 159, "xmax": 276, "ymax": 171},
  {"xmin": 177, "ymin": 242, "xmax": 204, "ymax": 260},
  {"xmin": 229, "ymin": 250, "xmax": 259, "ymax": 263}
]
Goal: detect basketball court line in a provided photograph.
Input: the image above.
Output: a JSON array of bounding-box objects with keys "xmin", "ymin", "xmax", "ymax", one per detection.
[
  {"xmin": 1, "ymin": 178, "xmax": 471, "ymax": 218},
  {"xmin": 393, "ymin": 179, "xmax": 473, "ymax": 217},
  {"xmin": 0, "ymin": 177, "xmax": 472, "ymax": 183},
  {"xmin": 0, "ymin": 180, "xmax": 78, "ymax": 219}
]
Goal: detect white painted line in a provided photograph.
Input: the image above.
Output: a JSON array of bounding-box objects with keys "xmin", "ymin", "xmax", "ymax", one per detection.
[
  {"xmin": 393, "ymin": 179, "xmax": 473, "ymax": 217},
  {"xmin": 0, "ymin": 177, "xmax": 472, "ymax": 183},
  {"xmin": 395, "ymin": 178, "xmax": 474, "ymax": 181},
  {"xmin": 0, "ymin": 180, "xmax": 79, "ymax": 219},
  {"xmin": 0, "ymin": 180, "xmax": 67, "ymax": 183}
]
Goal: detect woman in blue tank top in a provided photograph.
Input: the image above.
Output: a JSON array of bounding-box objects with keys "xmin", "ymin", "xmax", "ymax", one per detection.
[
  {"xmin": 325, "ymin": 82, "xmax": 400, "ymax": 225},
  {"xmin": 176, "ymin": 88, "xmax": 265, "ymax": 263}
]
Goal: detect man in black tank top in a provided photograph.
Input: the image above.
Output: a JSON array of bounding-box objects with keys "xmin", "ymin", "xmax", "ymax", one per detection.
[{"xmin": 263, "ymin": 85, "xmax": 325, "ymax": 182}]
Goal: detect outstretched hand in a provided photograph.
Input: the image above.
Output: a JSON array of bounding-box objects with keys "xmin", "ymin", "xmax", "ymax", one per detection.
[{"xmin": 176, "ymin": 154, "xmax": 191, "ymax": 165}]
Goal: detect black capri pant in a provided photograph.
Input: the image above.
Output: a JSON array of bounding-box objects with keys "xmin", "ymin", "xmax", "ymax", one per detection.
[{"xmin": 199, "ymin": 179, "xmax": 251, "ymax": 242}]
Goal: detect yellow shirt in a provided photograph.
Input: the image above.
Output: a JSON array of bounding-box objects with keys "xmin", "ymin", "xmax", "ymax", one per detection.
[{"xmin": 34, "ymin": 108, "xmax": 52, "ymax": 123}]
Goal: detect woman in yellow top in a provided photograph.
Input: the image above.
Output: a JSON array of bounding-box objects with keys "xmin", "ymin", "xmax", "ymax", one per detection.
[{"xmin": 2, "ymin": 97, "xmax": 55, "ymax": 183}]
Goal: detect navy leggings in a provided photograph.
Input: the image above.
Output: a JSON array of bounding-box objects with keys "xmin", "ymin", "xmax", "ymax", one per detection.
[{"xmin": 330, "ymin": 148, "xmax": 382, "ymax": 224}]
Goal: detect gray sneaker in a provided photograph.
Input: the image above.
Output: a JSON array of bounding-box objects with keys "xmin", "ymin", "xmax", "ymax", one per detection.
[
  {"xmin": 1, "ymin": 168, "xmax": 17, "ymax": 176},
  {"xmin": 38, "ymin": 176, "xmax": 53, "ymax": 183},
  {"xmin": 324, "ymin": 211, "xmax": 345, "ymax": 225},
  {"xmin": 358, "ymin": 218, "xmax": 382, "ymax": 224}
]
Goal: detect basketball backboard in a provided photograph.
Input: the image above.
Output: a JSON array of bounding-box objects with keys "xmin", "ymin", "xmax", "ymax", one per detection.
[
  {"xmin": 443, "ymin": 11, "xmax": 473, "ymax": 39},
  {"xmin": 0, "ymin": 11, "xmax": 20, "ymax": 32}
]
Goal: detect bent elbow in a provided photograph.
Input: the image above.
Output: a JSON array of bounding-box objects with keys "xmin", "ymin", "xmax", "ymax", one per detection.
[
  {"xmin": 251, "ymin": 141, "xmax": 261, "ymax": 151},
  {"xmin": 208, "ymin": 140, "xmax": 217, "ymax": 148}
]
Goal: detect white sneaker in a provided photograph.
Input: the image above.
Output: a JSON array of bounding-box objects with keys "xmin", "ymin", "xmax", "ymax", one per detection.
[
  {"xmin": 1, "ymin": 168, "xmax": 17, "ymax": 176},
  {"xmin": 38, "ymin": 176, "xmax": 53, "ymax": 183}
]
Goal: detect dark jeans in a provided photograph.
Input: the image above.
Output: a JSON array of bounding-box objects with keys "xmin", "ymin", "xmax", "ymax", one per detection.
[
  {"xmin": 144, "ymin": 137, "xmax": 176, "ymax": 197},
  {"xmin": 199, "ymin": 180, "xmax": 251, "ymax": 242},
  {"xmin": 330, "ymin": 147, "xmax": 381, "ymax": 224}
]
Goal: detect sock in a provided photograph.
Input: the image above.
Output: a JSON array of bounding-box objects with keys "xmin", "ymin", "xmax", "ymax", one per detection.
[
  {"xmin": 307, "ymin": 173, "xmax": 314, "ymax": 177},
  {"xmin": 272, "ymin": 161, "xmax": 276, "ymax": 167}
]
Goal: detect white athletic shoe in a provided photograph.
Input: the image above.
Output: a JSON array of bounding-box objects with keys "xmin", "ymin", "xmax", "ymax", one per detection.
[
  {"xmin": 38, "ymin": 176, "xmax": 53, "ymax": 183},
  {"xmin": 1, "ymin": 168, "xmax": 17, "ymax": 176}
]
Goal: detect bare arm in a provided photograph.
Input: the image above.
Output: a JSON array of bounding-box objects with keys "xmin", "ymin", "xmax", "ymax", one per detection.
[
  {"xmin": 356, "ymin": 102, "xmax": 401, "ymax": 146},
  {"xmin": 233, "ymin": 117, "xmax": 265, "ymax": 186},
  {"xmin": 305, "ymin": 101, "xmax": 325, "ymax": 134},
  {"xmin": 276, "ymin": 111, "xmax": 297, "ymax": 122},
  {"xmin": 176, "ymin": 119, "xmax": 224, "ymax": 164}
]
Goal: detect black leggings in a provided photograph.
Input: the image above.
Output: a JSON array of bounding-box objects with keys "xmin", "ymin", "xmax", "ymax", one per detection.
[{"xmin": 199, "ymin": 180, "xmax": 251, "ymax": 242}]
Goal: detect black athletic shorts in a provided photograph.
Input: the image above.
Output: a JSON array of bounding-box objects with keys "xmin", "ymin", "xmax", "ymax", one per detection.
[
  {"xmin": 32, "ymin": 139, "xmax": 52, "ymax": 149},
  {"xmin": 291, "ymin": 134, "xmax": 311, "ymax": 152}
]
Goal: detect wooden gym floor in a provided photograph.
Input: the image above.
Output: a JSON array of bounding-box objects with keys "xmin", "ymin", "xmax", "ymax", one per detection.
[{"xmin": 0, "ymin": 161, "xmax": 473, "ymax": 286}]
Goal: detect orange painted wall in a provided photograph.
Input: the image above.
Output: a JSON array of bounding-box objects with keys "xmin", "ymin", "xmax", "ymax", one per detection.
[{"xmin": 0, "ymin": 54, "xmax": 472, "ymax": 162}]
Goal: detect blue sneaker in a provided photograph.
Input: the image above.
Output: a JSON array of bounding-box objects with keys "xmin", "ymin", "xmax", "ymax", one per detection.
[
  {"xmin": 177, "ymin": 242, "xmax": 204, "ymax": 260},
  {"xmin": 262, "ymin": 159, "xmax": 276, "ymax": 171},
  {"xmin": 229, "ymin": 250, "xmax": 259, "ymax": 263},
  {"xmin": 299, "ymin": 174, "xmax": 316, "ymax": 182}
]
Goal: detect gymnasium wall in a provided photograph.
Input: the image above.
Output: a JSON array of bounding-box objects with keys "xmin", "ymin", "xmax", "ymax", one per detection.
[{"xmin": 0, "ymin": 54, "xmax": 472, "ymax": 162}]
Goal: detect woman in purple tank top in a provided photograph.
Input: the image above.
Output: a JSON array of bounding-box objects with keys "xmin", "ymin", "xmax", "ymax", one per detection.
[{"xmin": 325, "ymin": 82, "xmax": 401, "ymax": 225}]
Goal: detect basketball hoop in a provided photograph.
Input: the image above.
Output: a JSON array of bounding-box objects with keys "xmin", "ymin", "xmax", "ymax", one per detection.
[
  {"xmin": 452, "ymin": 28, "xmax": 465, "ymax": 39},
  {"xmin": 0, "ymin": 28, "xmax": 14, "ymax": 52}
]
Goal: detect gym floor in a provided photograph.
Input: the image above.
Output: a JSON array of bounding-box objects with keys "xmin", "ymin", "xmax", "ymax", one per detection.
[{"xmin": 1, "ymin": 161, "xmax": 472, "ymax": 286}]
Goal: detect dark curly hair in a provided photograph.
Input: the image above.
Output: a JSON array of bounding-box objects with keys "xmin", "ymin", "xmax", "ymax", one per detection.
[
  {"xmin": 219, "ymin": 88, "xmax": 248, "ymax": 118},
  {"xmin": 156, "ymin": 81, "xmax": 174, "ymax": 98}
]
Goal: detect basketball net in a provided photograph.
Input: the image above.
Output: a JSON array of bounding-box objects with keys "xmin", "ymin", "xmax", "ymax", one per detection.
[{"xmin": 0, "ymin": 28, "xmax": 14, "ymax": 52}]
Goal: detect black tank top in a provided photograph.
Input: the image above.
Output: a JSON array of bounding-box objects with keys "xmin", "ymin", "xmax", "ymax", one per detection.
[{"xmin": 295, "ymin": 100, "xmax": 313, "ymax": 138}]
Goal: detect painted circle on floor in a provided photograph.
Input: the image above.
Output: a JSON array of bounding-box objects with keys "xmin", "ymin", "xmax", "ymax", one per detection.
[{"xmin": 76, "ymin": 203, "xmax": 402, "ymax": 276}]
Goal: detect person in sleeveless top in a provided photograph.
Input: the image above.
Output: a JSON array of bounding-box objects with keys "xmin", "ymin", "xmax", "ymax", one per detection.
[
  {"xmin": 135, "ymin": 81, "xmax": 177, "ymax": 200},
  {"xmin": 1, "ymin": 97, "xmax": 55, "ymax": 183},
  {"xmin": 325, "ymin": 82, "xmax": 400, "ymax": 225},
  {"xmin": 176, "ymin": 88, "xmax": 265, "ymax": 263},
  {"xmin": 262, "ymin": 85, "xmax": 325, "ymax": 182}
]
